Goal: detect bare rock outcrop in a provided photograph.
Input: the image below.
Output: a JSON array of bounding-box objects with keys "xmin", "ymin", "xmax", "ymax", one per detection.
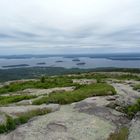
[
  {"xmin": 0, "ymin": 104, "xmax": 60, "ymax": 117},
  {"xmin": 72, "ymin": 79, "xmax": 97, "ymax": 85},
  {"xmin": 128, "ymin": 112, "xmax": 140, "ymax": 140}
]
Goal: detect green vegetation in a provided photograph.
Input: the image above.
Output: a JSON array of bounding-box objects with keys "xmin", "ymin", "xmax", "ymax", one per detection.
[
  {"xmin": 124, "ymin": 98, "xmax": 140, "ymax": 118},
  {"xmin": 133, "ymin": 84, "xmax": 140, "ymax": 90},
  {"xmin": 40, "ymin": 76, "xmax": 45, "ymax": 83},
  {"xmin": 0, "ymin": 109, "xmax": 50, "ymax": 134},
  {"xmin": 0, "ymin": 67, "xmax": 92, "ymax": 82},
  {"xmin": 107, "ymin": 127, "xmax": 129, "ymax": 140},
  {"xmin": 0, "ymin": 116, "xmax": 16, "ymax": 133},
  {"xmin": 0, "ymin": 76, "xmax": 76, "ymax": 94},
  {"xmin": 0, "ymin": 68, "xmax": 139, "ymax": 95},
  {"xmin": 0, "ymin": 73, "xmax": 108, "ymax": 94},
  {"xmin": 33, "ymin": 83, "xmax": 116, "ymax": 105},
  {"xmin": 0, "ymin": 95, "xmax": 36, "ymax": 106},
  {"xmin": 66, "ymin": 73, "xmax": 109, "ymax": 82},
  {"xmin": 0, "ymin": 67, "xmax": 140, "ymax": 83},
  {"xmin": 0, "ymin": 69, "xmax": 140, "ymax": 136}
]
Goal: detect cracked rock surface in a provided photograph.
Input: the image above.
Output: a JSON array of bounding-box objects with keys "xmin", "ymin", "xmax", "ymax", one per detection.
[{"xmin": 0, "ymin": 105, "xmax": 115, "ymax": 140}]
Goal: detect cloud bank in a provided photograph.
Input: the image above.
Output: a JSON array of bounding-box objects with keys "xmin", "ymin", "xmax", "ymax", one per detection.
[{"xmin": 0, "ymin": 0, "xmax": 140, "ymax": 54}]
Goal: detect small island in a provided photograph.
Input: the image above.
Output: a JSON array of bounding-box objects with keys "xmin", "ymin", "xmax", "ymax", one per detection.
[
  {"xmin": 2, "ymin": 64, "xmax": 30, "ymax": 68},
  {"xmin": 55, "ymin": 60, "xmax": 63, "ymax": 63},
  {"xmin": 76, "ymin": 62, "xmax": 86, "ymax": 65},
  {"xmin": 36, "ymin": 62, "xmax": 46, "ymax": 65},
  {"xmin": 72, "ymin": 58, "xmax": 80, "ymax": 62}
]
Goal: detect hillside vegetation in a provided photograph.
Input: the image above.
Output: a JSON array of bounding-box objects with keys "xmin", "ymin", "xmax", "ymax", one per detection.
[
  {"xmin": 0, "ymin": 71, "xmax": 140, "ymax": 140},
  {"xmin": 33, "ymin": 83, "xmax": 116, "ymax": 105}
]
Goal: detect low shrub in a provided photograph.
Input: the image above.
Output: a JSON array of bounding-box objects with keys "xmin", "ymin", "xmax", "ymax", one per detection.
[
  {"xmin": 0, "ymin": 76, "xmax": 77, "ymax": 94},
  {"xmin": 33, "ymin": 83, "xmax": 116, "ymax": 105},
  {"xmin": 0, "ymin": 73, "xmax": 110, "ymax": 94},
  {"xmin": 124, "ymin": 98, "xmax": 140, "ymax": 118},
  {"xmin": 133, "ymin": 84, "xmax": 140, "ymax": 90}
]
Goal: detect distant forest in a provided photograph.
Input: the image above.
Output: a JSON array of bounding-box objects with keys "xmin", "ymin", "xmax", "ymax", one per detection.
[{"xmin": 0, "ymin": 67, "xmax": 140, "ymax": 82}]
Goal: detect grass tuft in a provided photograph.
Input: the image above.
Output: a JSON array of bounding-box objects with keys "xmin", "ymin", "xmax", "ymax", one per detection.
[
  {"xmin": 0, "ymin": 109, "xmax": 50, "ymax": 134},
  {"xmin": 0, "ymin": 95, "xmax": 36, "ymax": 106},
  {"xmin": 124, "ymin": 98, "xmax": 140, "ymax": 118},
  {"xmin": 0, "ymin": 73, "xmax": 112, "ymax": 94},
  {"xmin": 133, "ymin": 84, "xmax": 140, "ymax": 90},
  {"xmin": 0, "ymin": 77, "xmax": 77, "ymax": 94},
  {"xmin": 33, "ymin": 83, "xmax": 116, "ymax": 105},
  {"xmin": 107, "ymin": 127, "xmax": 129, "ymax": 140}
]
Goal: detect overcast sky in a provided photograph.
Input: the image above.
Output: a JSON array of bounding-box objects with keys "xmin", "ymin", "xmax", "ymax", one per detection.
[{"xmin": 0, "ymin": 0, "xmax": 140, "ymax": 55}]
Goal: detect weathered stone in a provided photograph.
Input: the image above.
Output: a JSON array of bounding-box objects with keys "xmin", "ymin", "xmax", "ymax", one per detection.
[
  {"xmin": 16, "ymin": 100, "xmax": 32, "ymax": 105},
  {"xmin": 106, "ymin": 96, "xmax": 117, "ymax": 101},
  {"xmin": 106, "ymin": 102, "xmax": 117, "ymax": 109},
  {"xmin": 0, "ymin": 113, "xmax": 7, "ymax": 125},
  {"xmin": 0, "ymin": 75, "xmax": 140, "ymax": 140},
  {"xmin": 22, "ymin": 87, "xmax": 75, "ymax": 96},
  {"xmin": 128, "ymin": 112, "xmax": 140, "ymax": 140},
  {"xmin": 111, "ymin": 83, "xmax": 140, "ymax": 107},
  {"xmin": 115, "ymin": 106, "xmax": 125, "ymax": 112},
  {"xmin": 44, "ymin": 104, "xmax": 60, "ymax": 112},
  {"xmin": 0, "ymin": 104, "xmax": 60, "ymax": 117},
  {"xmin": 0, "ymin": 105, "xmax": 116, "ymax": 140},
  {"xmin": 72, "ymin": 79, "xmax": 97, "ymax": 85},
  {"xmin": 47, "ymin": 122, "xmax": 67, "ymax": 132}
]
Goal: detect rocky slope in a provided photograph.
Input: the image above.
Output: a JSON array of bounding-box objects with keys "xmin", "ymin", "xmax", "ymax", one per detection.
[{"xmin": 0, "ymin": 73, "xmax": 140, "ymax": 140}]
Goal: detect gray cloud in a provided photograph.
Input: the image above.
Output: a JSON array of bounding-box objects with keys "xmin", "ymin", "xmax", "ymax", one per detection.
[{"xmin": 0, "ymin": 0, "xmax": 140, "ymax": 54}]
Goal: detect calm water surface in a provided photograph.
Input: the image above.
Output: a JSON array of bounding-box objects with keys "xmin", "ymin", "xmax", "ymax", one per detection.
[{"xmin": 0, "ymin": 57, "xmax": 140, "ymax": 69}]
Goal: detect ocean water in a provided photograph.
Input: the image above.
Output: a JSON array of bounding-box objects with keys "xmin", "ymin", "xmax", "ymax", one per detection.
[{"xmin": 0, "ymin": 56, "xmax": 140, "ymax": 69}]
